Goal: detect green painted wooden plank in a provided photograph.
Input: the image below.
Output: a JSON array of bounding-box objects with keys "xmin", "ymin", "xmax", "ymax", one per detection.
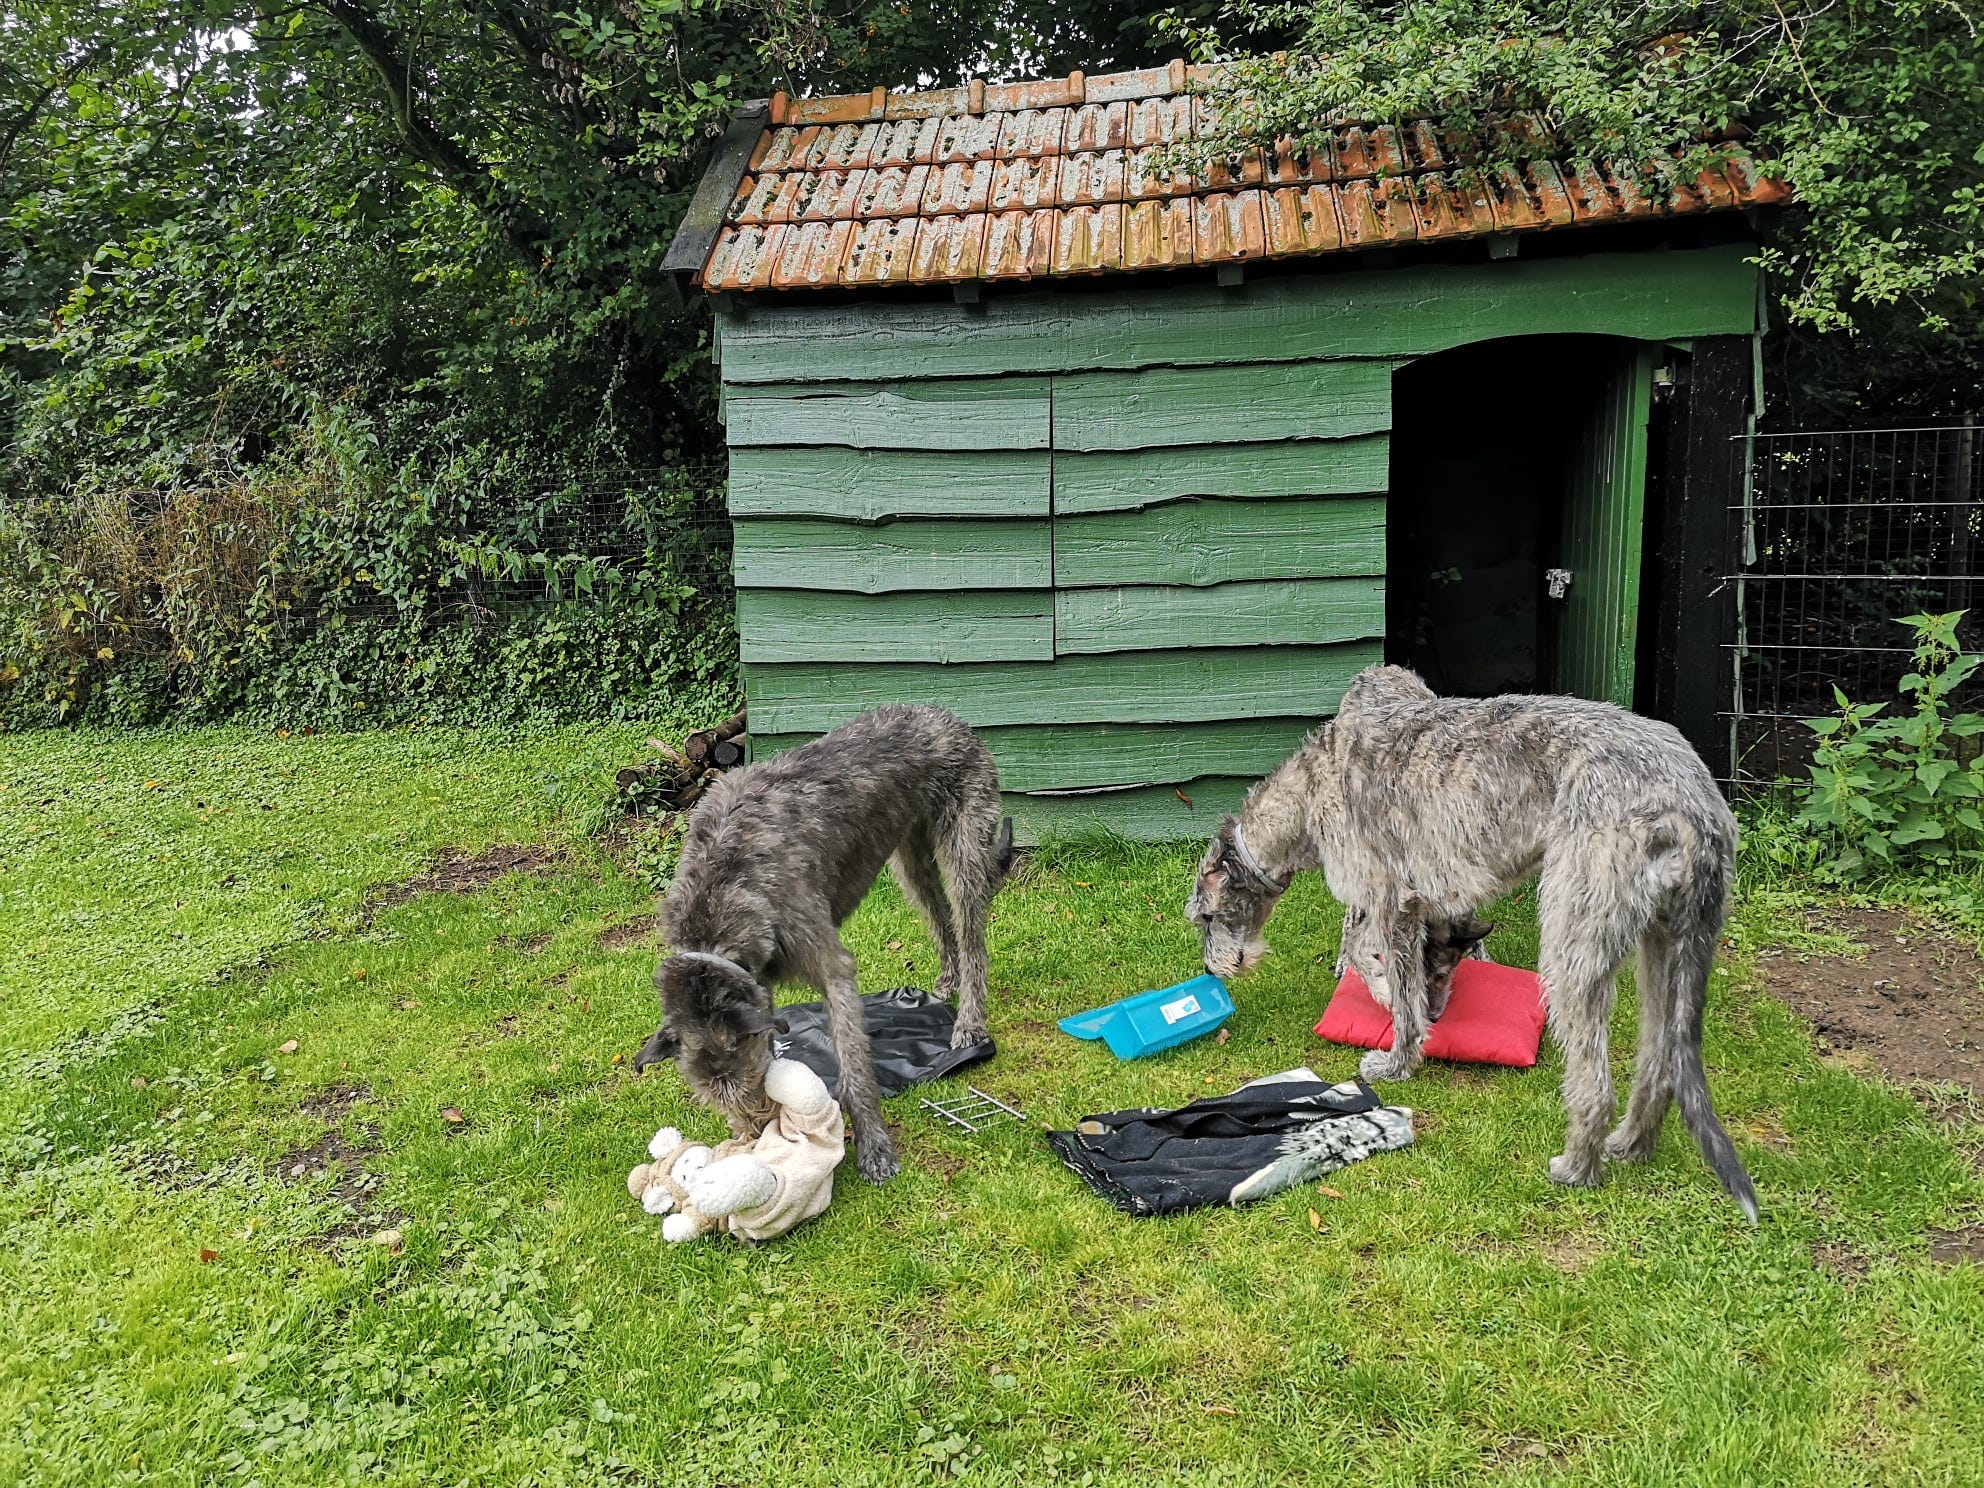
[
  {"xmin": 1004, "ymin": 777, "xmax": 1256, "ymax": 845},
  {"xmin": 728, "ymin": 447, "xmax": 1050, "ymax": 520},
  {"xmin": 1054, "ymin": 360, "xmax": 1393, "ymax": 452},
  {"xmin": 726, "ymin": 378, "xmax": 1050, "ymax": 450},
  {"xmin": 715, "ymin": 248, "xmax": 1759, "ymax": 384},
  {"xmin": 743, "ymin": 641, "xmax": 1381, "ymax": 732},
  {"xmin": 755, "ymin": 718, "xmax": 1317, "ymax": 793},
  {"xmin": 737, "ymin": 589, "xmax": 1053, "ymax": 664},
  {"xmin": 732, "ymin": 517, "xmax": 1050, "ymax": 593},
  {"xmin": 1054, "ymin": 437, "xmax": 1390, "ymax": 515},
  {"xmin": 1054, "ymin": 577, "xmax": 1385, "ymax": 654},
  {"xmin": 1054, "ymin": 496, "xmax": 1386, "ymax": 588}
]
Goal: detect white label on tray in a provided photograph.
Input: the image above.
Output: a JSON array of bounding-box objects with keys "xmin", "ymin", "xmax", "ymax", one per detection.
[{"xmin": 1159, "ymin": 994, "xmax": 1201, "ymax": 1025}]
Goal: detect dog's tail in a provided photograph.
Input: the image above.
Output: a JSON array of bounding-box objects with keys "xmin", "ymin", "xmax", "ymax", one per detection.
[
  {"xmin": 1666, "ymin": 847, "xmax": 1758, "ymax": 1223},
  {"xmin": 992, "ymin": 815, "xmax": 1017, "ymax": 883}
]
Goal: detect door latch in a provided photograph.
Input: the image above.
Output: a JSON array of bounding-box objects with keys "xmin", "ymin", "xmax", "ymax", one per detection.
[{"xmin": 1546, "ymin": 568, "xmax": 1573, "ymax": 600}]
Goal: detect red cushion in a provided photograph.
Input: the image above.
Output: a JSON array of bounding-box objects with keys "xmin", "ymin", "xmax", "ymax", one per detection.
[{"xmin": 1314, "ymin": 960, "xmax": 1548, "ymax": 1068}]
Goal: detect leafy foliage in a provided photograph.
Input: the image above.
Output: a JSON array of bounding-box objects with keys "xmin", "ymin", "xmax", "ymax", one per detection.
[
  {"xmin": 1796, "ymin": 610, "xmax": 1984, "ymax": 876},
  {"xmin": 2, "ymin": 0, "xmax": 1181, "ymax": 727},
  {"xmin": 1175, "ymin": 0, "xmax": 1984, "ymax": 421}
]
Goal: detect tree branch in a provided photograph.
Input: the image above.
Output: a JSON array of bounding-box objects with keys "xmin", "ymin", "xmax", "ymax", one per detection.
[{"xmin": 316, "ymin": 0, "xmax": 554, "ymax": 259}]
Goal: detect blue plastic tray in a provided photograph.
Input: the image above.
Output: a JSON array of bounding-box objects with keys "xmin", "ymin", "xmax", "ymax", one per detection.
[{"xmin": 1057, "ymin": 973, "xmax": 1235, "ymax": 1059}]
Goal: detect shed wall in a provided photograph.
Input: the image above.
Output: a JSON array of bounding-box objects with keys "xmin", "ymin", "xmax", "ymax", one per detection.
[{"xmin": 717, "ymin": 246, "xmax": 1758, "ymax": 841}]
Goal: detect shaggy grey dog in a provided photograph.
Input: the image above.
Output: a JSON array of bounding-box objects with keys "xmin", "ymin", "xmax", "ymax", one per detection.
[
  {"xmin": 637, "ymin": 704, "xmax": 1013, "ymax": 1184},
  {"xmin": 1186, "ymin": 664, "xmax": 1757, "ymax": 1219}
]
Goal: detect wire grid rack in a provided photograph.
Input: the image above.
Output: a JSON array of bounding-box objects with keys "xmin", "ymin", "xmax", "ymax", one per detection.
[{"xmin": 918, "ymin": 1087, "xmax": 1028, "ymax": 1134}]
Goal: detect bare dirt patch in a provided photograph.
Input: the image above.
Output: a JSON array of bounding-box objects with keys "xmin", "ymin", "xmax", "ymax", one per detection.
[
  {"xmin": 1760, "ymin": 907, "xmax": 1984, "ymax": 1100},
  {"xmin": 283, "ymin": 1085, "xmax": 405, "ymax": 1243},
  {"xmin": 493, "ymin": 931, "xmax": 553, "ymax": 954},
  {"xmin": 368, "ymin": 844, "xmax": 555, "ymax": 916},
  {"xmin": 1929, "ymin": 1224, "xmax": 1984, "ymax": 1266},
  {"xmin": 598, "ymin": 914, "xmax": 662, "ymax": 952}
]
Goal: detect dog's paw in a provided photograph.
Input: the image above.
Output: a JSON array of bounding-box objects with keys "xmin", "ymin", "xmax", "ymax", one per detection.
[
  {"xmin": 1548, "ymin": 1153, "xmax": 1603, "ymax": 1188},
  {"xmin": 1602, "ymin": 1128, "xmax": 1655, "ymax": 1164},
  {"xmin": 855, "ymin": 1140, "xmax": 900, "ymax": 1185},
  {"xmin": 949, "ymin": 1020, "xmax": 987, "ymax": 1051},
  {"xmin": 1358, "ymin": 1048, "xmax": 1415, "ymax": 1083}
]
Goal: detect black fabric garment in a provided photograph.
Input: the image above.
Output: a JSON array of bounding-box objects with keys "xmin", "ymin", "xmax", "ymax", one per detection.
[
  {"xmin": 772, "ymin": 987, "xmax": 993, "ymax": 1099},
  {"xmin": 1046, "ymin": 1078, "xmax": 1414, "ymax": 1216}
]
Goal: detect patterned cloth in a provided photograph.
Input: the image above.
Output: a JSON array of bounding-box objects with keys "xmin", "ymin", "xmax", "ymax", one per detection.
[{"xmin": 1046, "ymin": 1074, "xmax": 1414, "ymax": 1216}]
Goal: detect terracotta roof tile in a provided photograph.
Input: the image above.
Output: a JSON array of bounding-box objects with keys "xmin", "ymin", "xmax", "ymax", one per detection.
[
  {"xmin": 1054, "ymin": 203, "xmax": 1126, "ymax": 274},
  {"xmin": 1337, "ymin": 175, "xmax": 1416, "ymax": 248},
  {"xmin": 695, "ymin": 60, "xmax": 1787, "ymax": 290},
  {"xmin": 1194, "ymin": 191, "xmax": 1266, "ymax": 263},
  {"xmin": 1061, "ymin": 150, "xmax": 1127, "ymax": 206},
  {"xmin": 911, "ymin": 213, "xmax": 988, "ymax": 281},
  {"xmin": 843, "ymin": 216, "xmax": 921, "ymax": 285},
  {"xmin": 770, "ymin": 219, "xmax": 855, "ymax": 289},
  {"xmin": 1125, "ymin": 197, "xmax": 1195, "ymax": 270},
  {"xmin": 922, "ymin": 159, "xmax": 994, "ymax": 216},
  {"xmin": 983, "ymin": 210, "xmax": 1055, "ymax": 279},
  {"xmin": 1410, "ymin": 171, "xmax": 1496, "ymax": 241},
  {"xmin": 855, "ymin": 165, "xmax": 929, "ymax": 219},
  {"xmin": 989, "ymin": 155, "xmax": 1060, "ymax": 213},
  {"xmin": 814, "ymin": 122, "xmax": 880, "ymax": 171},
  {"xmin": 1485, "ymin": 163, "xmax": 1576, "ymax": 233},
  {"xmin": 1068, "ymin": 100, "xmax": 1130, "ymax": 153},
  {"xmin": 997, "ymin": 109, "xmax": 1070, "ymax": 160},
  {"xmin": 1263, "ymin": 185, "xmax": 1343, "ymax": 257},
  {"xmin": 934, "ymin": 113, "xmax": 1001, "ymax": 163},
  {"xmin": 1124, "ymin": 146, "xmax": 1193, "ymax": 198}
]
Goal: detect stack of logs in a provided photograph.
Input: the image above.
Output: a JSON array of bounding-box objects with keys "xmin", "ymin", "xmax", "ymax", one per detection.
[{"xmin": 615, "ymin": 706, "xmax": 748, "ymax": 815}]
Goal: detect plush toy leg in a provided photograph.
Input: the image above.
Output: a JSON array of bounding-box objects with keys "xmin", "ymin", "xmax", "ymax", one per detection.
[
  {"xmin": 689, "ymin": 1153, "xmax": 780, "ymax": 1219},
  {"xmin": 763, "ymin": 1058, "xmax": 834, "ymax": 1120}
]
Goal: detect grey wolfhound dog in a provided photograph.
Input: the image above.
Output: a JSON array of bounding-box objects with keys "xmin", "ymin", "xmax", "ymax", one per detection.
[
  {"xmin": 636, "ymin": 704, "xmax": 1014, "ymax": 1184},
  {"xmin": 1186, "ymin": 664, "xmax": 1757, "ymax": 1220}
]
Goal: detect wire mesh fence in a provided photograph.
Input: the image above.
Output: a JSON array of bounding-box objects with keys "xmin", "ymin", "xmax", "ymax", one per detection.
[{"xmin": 1726, "ymin": 424, "xmax": 1983, "ymax": 786}]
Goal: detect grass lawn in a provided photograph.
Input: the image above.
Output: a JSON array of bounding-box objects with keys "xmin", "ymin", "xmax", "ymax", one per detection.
[{"xmin": 2, "ymin": 724, "xmax": 1981, "ymax": 1487}]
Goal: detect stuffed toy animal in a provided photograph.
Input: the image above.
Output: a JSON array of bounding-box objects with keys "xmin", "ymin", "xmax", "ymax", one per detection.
[{"xmin": 626, "ymin": 1057, "xmax": 845, "ymax": 1243}]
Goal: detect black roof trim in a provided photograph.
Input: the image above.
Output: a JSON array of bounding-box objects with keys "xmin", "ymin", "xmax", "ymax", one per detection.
[{"xmin": 661, "ymin": 100, "xmax": 769, "ymax": 294}]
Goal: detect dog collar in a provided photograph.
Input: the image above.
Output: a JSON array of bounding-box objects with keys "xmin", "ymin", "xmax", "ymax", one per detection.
[
  {"xmin": 671, "ymin": 948, "xmax": 757, "ymax": 983},
  {"xmin": 1229, "ymin": 824, "xmax": 1291, "ymax": 894}
]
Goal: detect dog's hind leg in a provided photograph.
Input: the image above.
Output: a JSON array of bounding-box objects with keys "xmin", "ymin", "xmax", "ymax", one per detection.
[
  {"xmin": 1538, "ymin": 859, "xmax": 1644, "ymax": 1190},
  {"xmin": 1604, "ymin": 924, "xmax": 1678, "ymax": 1164},
  {"xmin": 889, "ymin": 826, "xmax": 961, "ymax": 999},
  {"xmin": 935, "ymin": 784, "xmax": 1006, "ymax": 1051},
  {"xmin": 820, "ymin": 941, "xmax": 898, "ymax": 1184}
]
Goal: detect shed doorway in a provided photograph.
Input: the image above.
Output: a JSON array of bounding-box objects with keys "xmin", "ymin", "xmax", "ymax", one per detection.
[{"xmin": 1385, "ymin": 335, "xmax": 1658, "ymax": 705}]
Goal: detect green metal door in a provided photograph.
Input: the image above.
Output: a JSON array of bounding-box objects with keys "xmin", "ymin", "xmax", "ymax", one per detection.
[{"xmin": 1554, "ymin": 343, "xmax": 1656, "ymax": 706}]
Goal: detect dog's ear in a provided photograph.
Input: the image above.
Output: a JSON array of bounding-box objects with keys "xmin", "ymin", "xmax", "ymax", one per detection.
[
  {"xmin": 1397, "ymin": 886, "xmax": 1424, "ymax": 913},
  {"xmin": 633, "ymin": 1024, "xmax": 679, "ymax": 1070}
]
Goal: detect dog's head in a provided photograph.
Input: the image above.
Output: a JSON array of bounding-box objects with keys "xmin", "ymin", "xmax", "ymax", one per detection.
[
  {"xmin": 1186, "ymin": 815, "xmax": 1284, "ymax": 979},
  {"xmin": 638, "ymin": 955, "xmax": 781, "ymax": 1133},
  {"xmin": 1423, "ymin": 917, "xmax": 1494, "ymax": 1020}
]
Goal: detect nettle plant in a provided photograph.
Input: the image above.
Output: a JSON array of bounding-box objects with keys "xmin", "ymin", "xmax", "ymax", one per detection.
[{"xmin": 1797, "ymin": 611, "xmax": 1984, "ymax": 876}]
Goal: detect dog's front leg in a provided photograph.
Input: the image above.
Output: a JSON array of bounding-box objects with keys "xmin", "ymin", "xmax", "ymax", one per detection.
[
  {"xmin": 822, "ymin": 945, "xmax": 899, "ymax": 1184},
  {"xmin": 1359, "ymin": 916, "xmax": 1431, "ymax": 1084}
]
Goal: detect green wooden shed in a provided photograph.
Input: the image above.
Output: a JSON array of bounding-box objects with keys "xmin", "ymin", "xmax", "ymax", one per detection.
[{"xmin": 663, "ymin": 61, "xmax": 1782, "ymax": 840}]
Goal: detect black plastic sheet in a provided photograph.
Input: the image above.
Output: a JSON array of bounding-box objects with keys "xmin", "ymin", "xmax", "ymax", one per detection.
[{"xmin": 772, "ymin": 986, "xmax": 994, "ymax": 1099}]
